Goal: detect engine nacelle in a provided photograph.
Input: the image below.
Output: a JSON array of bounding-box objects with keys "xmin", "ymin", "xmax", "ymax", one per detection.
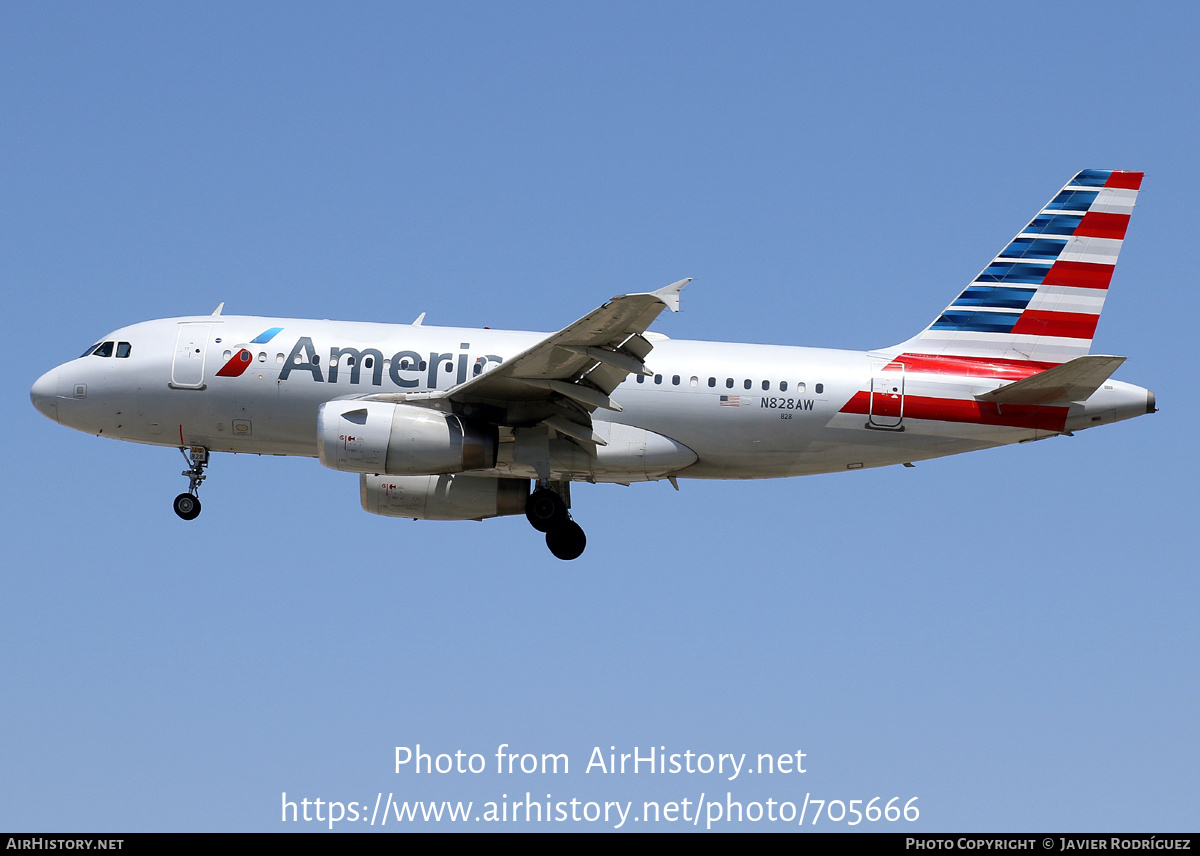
[
  {"xmin": 360, "ymin": 473, "xmax": 529, "ymax": 521},
  {"xmin": 318, "ymin": 400, "xmax": 497, "ymax": 475}
]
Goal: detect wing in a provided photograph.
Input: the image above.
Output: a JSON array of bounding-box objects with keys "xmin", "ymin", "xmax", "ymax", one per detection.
[
  {"xmin": 356, "ymin": 278, "xmax": 689, "ymax": 447},
  {"xmin": 443, "ymin": 279, "xmax": 690, "ymax": 445}
]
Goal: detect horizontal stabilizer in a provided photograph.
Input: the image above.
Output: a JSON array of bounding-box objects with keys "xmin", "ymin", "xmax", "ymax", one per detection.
[{"xmin": 980, "ymin": 355, "xmax": 1126, "ymax": 405}]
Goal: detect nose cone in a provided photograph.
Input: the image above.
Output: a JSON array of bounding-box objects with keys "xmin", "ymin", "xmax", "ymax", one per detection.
[{"xmin": 31, "ymin": 369, "xmax": 59, "ymax": 422}]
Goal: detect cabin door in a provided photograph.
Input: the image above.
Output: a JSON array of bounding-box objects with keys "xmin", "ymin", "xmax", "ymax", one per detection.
[
  {"xmin": 171, "ymin": 324, "xmax": 211, "ymax": 389},
  {"xmin": 869, "ymin": 362, "xmax": 905, "ymax": 429}
]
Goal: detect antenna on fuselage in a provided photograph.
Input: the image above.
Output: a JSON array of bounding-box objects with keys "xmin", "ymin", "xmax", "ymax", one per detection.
[
  {"xmin": 412, "ymin": 312, "xmax": 426, "ymax": 326},
  {"xmin": 212, "ymin": 302, "xmax": 225, "ymax": 316}
]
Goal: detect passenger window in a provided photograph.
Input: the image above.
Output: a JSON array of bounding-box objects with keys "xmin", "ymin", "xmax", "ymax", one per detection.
[
  {"xmin": 743, "ymin": 379, "xmax": 752, "ymax": 390},
  {"xmin": 726, "ymin": 378, "xmax": 734, "ymax": 388},
  {"xmin": 223, "ymin": 350, "xmax": 232, "ymax": 361},
  {"xmin": 276, "ymin": 353, "xmax": 284, "ymax": 364},
  {"xmin": 637, "ymin": 374, "xmax": 644, "ymax": 383},
  {"xmin": 654, "ymin": 374, "xmax": 662, "ymax": 384},
  {"xmin": 672, "ymin": 375, "xmax": 680, "ymax": 385},
  {"xmin": 473, "ymin": 363, "xmax": 483, "ymax": 376},
  {"xmin": 116, "ymin": 342, "xmax": 131, "ymax": 358},
  {"xmin": 312, "ymin": 354, "xmax": 320, "ymax": 365},
  {"xmin": 92, "ymin": 341, "xmax": 114, "ymax": 358},
  {"xmin": 815, "ymin": 383, "xmax": 824, "ymax": 394},
  {"xmin": 364, "ymin": 357, "xmax": 373, "ymax": 369},
  {"xmin": 761, "ymin": 380, "xmax": 770, "ymax": 391},
  {"xmin": 797, "ymin": 382, "xmax": 806, "ymax": 393},
  {"xmin": 345, "ymin": 356, "xmax": 355, "ymax": 366},
  {"xmin": 780, "ymin": 381, "xmax": 788, "ymax": 392},
  {"xmin": 444, "ymin": 362, "xmax": 453, "ymax": 372},
  {"xmin": 690, "ymin": 376, "xmax": 698, "ymax": 387},
  {"xmin": 708, "ymin": 377, "xmax": 716, "ymax": 388},
  {"xmin": 258, "ymin": 352, "xmax": 266, "ymax": 362},
  {"xmin": 419, "ymin": 361, "xmax": 428, "ymax": 371}
]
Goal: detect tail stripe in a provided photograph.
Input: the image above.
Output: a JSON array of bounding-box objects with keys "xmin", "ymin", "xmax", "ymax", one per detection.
[
  {"xmin": 1044, "ymin": 260, "xmax": 1114, "ymax": 290},
  {"xmin": 932, "ymin": 311, "xmax": 1021, "ymax": 334},
  {"xmin": 1046, "ymin": 190, "xmax": 1098, "ymax": 211},
  {"xmin": 1058, "ymin": 237, "xmax": 1122, "ymax": 266},
  {"xmin": 1075, "ymin": 212, "xmax": 1130, "ymax": 240},
  {"xmin": 952, "ymin": 285, "xmax": 1036, "ymax": 309},
  {"xmin": 976, "ymin": 262, "xmax": 1054, "ymax": 283},
  {"xmin": 1101, "ymin": 171, "xmax": 1143, "ymax": 190},
  {"xmin": 1026, "ymin": 286, "xmax": 1105, "ymax": 315},
  {"xmin": 999, "ymin": 238, "xmax": 1068, "ymax": 259},
  {"xmin": 1090, "ymin": 191, "xmax": 1138, "ymax": 216},
  {"xmin": 893, "ymin": 170, "xmax": 1142, "ymax": 363},
  {"xmin": 1072, "ymin": 170, "xmax": 1114, "ymax": 186},
  {"xmin": 1010, "ymin": 310, "xmax": 1099, "ymax": 340},
  {"xmin": 1026, "ymin": 214, "xmax": 1085, "ymax": 236}
]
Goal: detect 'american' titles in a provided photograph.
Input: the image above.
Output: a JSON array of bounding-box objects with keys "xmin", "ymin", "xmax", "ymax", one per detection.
[{"xmin": 277, "ymin": 337, "xmax": 502, "ymax": 389}]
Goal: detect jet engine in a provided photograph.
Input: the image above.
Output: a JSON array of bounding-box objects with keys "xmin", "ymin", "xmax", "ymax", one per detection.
[
  {"xmin": 318, "ymin": 400, "xmax": 497, "ymax": 475},
  {"xmin": 360, "ymin": 473, "xmax": 529, "ymax": 521}
]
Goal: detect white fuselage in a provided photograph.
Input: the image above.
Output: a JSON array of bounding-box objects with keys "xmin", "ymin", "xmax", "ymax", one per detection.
[{"xmin": 31, "ymin": 314, "xmax": 1153, "ymax": 484}]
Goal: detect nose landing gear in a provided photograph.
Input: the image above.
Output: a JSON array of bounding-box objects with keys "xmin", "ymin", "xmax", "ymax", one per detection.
[
  {"xmin": 173, "ymin": 492, "xmax": 201, "ymax": 520},
  {"xmin": 174, "ymin": 446, "xmax": 208, "ymax": 521},
  {"xmin": 526, "ymin": 483, "xmax": 586, "ymax": 560}
]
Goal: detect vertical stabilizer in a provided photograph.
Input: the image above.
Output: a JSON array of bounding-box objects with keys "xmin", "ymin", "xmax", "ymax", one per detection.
[{"xmin": 893, "ymin": 170, "xmax": 1142, "ymax": 364}]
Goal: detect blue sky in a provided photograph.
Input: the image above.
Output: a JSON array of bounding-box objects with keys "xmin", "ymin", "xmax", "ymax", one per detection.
[{"xmin": 2, "ymin": 2, "xmax": 1196, "ymax": 831}]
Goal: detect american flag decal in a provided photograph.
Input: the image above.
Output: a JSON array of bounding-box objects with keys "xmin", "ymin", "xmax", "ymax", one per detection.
[{"xmin": 720, "ymin": 395, "xmax": 742, "ymax": 406}]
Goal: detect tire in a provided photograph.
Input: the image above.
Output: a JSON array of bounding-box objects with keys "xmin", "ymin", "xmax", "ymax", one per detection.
[
  {"xmin": 173, "ymin": 493, "xmax": 201, "ymax": 520},
  {"xmin": 525, "ymin": 488, "xmax": 567, "ymax": 533},
  {"xmin": 546, "ymin": 520, "xmax": 586, "ymax": 560}
]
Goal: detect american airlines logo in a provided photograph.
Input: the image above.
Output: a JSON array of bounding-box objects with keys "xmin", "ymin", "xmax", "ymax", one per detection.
[{"xmin": 215, "ymin": 327, "xmax": 285, "ymax": 378}]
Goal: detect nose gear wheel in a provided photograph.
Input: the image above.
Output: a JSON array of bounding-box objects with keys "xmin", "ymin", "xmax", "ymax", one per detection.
[
  {"xmin": 173, "ymin": 493, "xmax": 201, "ymax": 520},
  {"xmin": 174, "ymin": 446, "xmax": 209, "ymax": 520}
]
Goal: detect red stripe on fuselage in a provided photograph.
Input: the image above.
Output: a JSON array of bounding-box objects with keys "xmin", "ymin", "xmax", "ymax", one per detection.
[
  {"xmin": 1011, "ymin": 310, "xmax": 1099, "ymax": 339},
  {"xmin": 1074, "ymin": 212, "xmax": 1129, "ymax": 240},
  {"xmin": 840, "ymin": 391, "xmax": 1068, "ymax": 432},
  {"xmin": 893, "ymin": 353, "xmax": 1060, "ymax": 378}
]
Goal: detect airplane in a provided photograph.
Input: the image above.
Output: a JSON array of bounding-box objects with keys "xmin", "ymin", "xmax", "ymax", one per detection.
[{"xmin": 30, "ymin": 169, "xmax": 1155, "ymax": 560}]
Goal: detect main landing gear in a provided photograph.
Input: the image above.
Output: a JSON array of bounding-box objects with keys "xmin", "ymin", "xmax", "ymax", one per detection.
[
  {"xmin": 526, "ymin": 483, "xmax": 586, "ymax": 561},
  {"xmin": 173, "ymin": 446, "xmax": 209, "ymax": 521}
]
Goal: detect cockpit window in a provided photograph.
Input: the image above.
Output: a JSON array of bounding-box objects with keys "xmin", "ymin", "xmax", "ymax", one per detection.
[
  {"xmin": 92, "ymin": 341, "xmax": 115, "ymax": 358},
  {"xmin": 80, "ymin": 343, "xmax": 101, "ymax": 358},
  {"xmin": 116, "ymin": 342, "xmax": 132, "ymax": 358}
]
